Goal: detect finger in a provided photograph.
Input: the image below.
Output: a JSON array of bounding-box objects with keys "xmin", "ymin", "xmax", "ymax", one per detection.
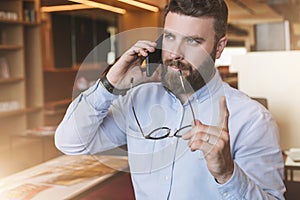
[
  {"xmin": 135, "ymin": 41, "xmax": 157, "ymax": 53},
  {"xmin": 217, "ymin": 96, "xmax": 229, "ymax": 132},
  {"xmin": 189, "ymin": 135, "xmax": 215, "ymax": 153},
  {"xmin": 136, "ymin": 40, "xmax": 157, "ymax": 48},
  {"xmin": 129, "ymin": 47, "xmax": 149, "ymax": 57},
  {"xmin": 182, "ymin": 120, "xmax": 220, "ymax": 140},
  {"xmin": 127, "ymin": 41, "xmax": 156, "ymax": 57},
  {"xmin": 181, "ymin": 120, "xmax": 202, "ymax": 140},
  {"xmin": 189, "ymin": 130, "xmax": 219, "ymax": 145}
]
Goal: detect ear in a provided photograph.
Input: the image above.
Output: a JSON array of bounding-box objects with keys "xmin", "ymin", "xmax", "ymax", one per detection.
[{"xmin": 215, "ymin": 36, "xmax": 227, "ymax": 59}]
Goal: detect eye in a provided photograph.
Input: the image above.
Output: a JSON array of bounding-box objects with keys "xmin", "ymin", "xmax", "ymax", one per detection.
[
  {"xmin": 164, "ymin": 33, "xmax": 174, "ymax": 41},
  {"xmin": 186, "ymin": 37, "xmax": 200, "ymax": 45}
]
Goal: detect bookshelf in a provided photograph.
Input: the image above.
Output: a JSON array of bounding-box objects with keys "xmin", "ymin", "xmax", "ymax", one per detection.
[
  {"xmin": 0, "ymin": 0, "xmax": 47, "ymax": 176},
  {"xmin": 43, "ymin": 66, "xmax": 103, "ymax": 126}
]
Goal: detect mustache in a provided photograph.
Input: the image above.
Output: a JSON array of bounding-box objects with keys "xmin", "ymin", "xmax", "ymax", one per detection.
[{"xmin": 164, "ymin": 59, "xmax": 191, "ymax": 70}]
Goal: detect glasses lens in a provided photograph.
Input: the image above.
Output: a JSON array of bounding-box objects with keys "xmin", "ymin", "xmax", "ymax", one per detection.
[
  {"xmin": 174, "ymin": 125, "xmax": 192, "ymax": 137},
  {"xmin": 147, "ymin": 127, "xmax": 170, "ymax": 140}
]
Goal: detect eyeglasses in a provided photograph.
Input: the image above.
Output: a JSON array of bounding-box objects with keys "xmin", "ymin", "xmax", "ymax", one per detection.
[{"xmin": 130, "ymin": 72, "xmax": 196, "ymax": 140}]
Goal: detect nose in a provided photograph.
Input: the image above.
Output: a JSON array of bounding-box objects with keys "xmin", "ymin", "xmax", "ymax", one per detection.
[
  {"xmin": 167, "ymin": 42, "xmax": 184, "ymax": 61},
  {"xmin": 170, "ymin": 50, "xmax": 183, "ymax": 61}
]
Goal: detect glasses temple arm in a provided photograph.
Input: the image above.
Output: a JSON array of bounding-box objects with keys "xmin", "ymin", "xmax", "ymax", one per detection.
[
  {"xmin": 130, "ymin": 77, "xmax": 146, "ymax": 137},
  {"xmin": 178, "ymin": 70, "xmax": 196, "ymax": 122}
]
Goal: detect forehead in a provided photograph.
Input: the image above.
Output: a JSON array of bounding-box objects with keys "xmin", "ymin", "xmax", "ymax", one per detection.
[{"xmin": 164, "ymin": 12, "xmax": 215, "ymax": 38}]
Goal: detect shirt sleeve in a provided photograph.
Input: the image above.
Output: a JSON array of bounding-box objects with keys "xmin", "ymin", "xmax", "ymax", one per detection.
[
  {"xmin": 216, "ymin": 111, "xmax": 285, "ymax": 200},
  {"xmin": 55, "ymin": 79, "xmax": 127, "ymax": 155}
]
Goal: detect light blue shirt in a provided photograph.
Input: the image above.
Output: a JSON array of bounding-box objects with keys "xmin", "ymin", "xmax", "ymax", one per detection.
[{"xmin": 55, "ymin": 72, "xmax": 285, "ymax": 199}]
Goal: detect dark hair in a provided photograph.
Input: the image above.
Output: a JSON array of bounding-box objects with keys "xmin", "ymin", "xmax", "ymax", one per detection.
[{"xmin": 165, "ymin": 0, "xmax": 228, "ymax": 42}]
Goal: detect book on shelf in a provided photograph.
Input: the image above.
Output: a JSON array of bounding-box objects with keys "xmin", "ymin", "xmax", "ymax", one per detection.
[
  {"xmin": 0, "ymin": 101, "xmax": 20, "ymax": 112},
  {"xmin": 0, "ymin": 57, "xmax": 10, "ymax": 79},
  {"xmin": 0, "ymin": 11, "xmax": 18, "ymax": 21},
  {"xmin": 23, "ymin": 9, "xmax": 36, "ymax": 23},
  {"xmin": 25, "ymin": 126, "xmax": 57, "ymax": 136}
]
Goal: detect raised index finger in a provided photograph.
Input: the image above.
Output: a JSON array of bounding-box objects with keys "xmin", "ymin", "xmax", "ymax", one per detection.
[{"xmin": 218, "ymin": 96, "xmax": 229, "ymax": 132}]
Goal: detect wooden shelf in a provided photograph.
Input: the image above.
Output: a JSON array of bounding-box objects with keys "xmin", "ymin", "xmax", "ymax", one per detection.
[
  {"xmin": 44, "ymin": 108, "xmax": 67, "ymax": 116},
  {"xmin": 0, "ymin": 77, "xmax": 24, "ymax": 84},
  {"xmin": 44, "ymin": 68, "xmax": 79, "ymax": 73},
  {"xmin": 0, "ymin": 19, "xmax": 23, "ymax": 25},
  {"xmin": 43, "ymin": 65, "xmax": 103, "ymax": 125},
  {"xmin": 0, "ymin": 20, "xmax": 39, "ymax": 26},
  {"xmin": 0, "ymin": 109, "xmax": 26, "ymax": 119},
  {"xmin": 72, "ymin": 62, "xmax": 107, "ymax": 71},
  {"xmin": 44, "ymin": 100, "xmax": 70, "ymax": 124},
  {"xmin": 23, "ymin": 21, "xmax": 40, "ymax": 26},
  {"xmin": 0, "ymin": 0, "xmax": 45, "ymax": 177},
  {"xmin": 44, "ymin": 63, "xmax": 106, "ymax": 73},
  {"xmin": 45, "ymin": 99, "xmax": 72, "ymax": 110},
  {"xmin": 25, "ymin": 106, "xmax": 43, "ymax": 114},
  {"xmin": 0, "ymin": 45, "xmax": 23, "ymax": 50}
]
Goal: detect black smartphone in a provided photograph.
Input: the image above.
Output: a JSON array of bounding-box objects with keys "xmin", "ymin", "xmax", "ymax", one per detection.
[{"xmin": 146, "ymin": 35, "xmax": 163, "ymax": 77}]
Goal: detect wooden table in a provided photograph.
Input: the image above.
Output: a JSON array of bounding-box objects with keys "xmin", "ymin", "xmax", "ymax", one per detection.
[
  {"xmin": 0, "ymin": 155, "xmax": 128, "ymax": 200},
  {"xmin": 283, "ymin": 150, "xmax": 300, "ymax": 181},
  {"xmin": 283, "ymin": 150, "xmax": 300, "ymax": 200}
]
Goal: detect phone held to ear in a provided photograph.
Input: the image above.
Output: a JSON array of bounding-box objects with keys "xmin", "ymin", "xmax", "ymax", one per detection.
[{"xmin": 146, "ymin": 35, "xmax": 163, "ymax": 77}]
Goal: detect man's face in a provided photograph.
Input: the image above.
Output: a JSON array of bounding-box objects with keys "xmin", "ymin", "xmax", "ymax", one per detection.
[{"xmin": 161, "ymin": 12, "xmax": 226, "ymax": 94}]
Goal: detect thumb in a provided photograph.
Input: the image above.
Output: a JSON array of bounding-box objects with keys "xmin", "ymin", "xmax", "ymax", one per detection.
[{"xmin": 218, "ymin": 96, "xmax": 229, "ymax": 132}]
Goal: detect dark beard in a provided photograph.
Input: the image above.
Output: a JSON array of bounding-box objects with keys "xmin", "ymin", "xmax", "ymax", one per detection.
[{"xmin": 161, "ymin": 51, "xmax": 216, "ymax": 95}]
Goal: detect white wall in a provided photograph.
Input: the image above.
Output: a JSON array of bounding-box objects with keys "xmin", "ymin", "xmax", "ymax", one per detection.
[{"xmin": 231, "ymin": 51, "xmax": 300, "ymax": 150}]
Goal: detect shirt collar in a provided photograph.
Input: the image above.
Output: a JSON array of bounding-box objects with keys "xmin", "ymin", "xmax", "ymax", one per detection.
[{"xmin": 191, "ymin": 70, "xmax": 223, "ymax": 103}]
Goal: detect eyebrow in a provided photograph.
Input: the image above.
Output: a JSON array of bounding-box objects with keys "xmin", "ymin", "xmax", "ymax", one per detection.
[
  {"xmin": 186, "ymin": 35, "xmax": 206, "ymax": 42},
  {"xmin": 164, "ymin": 30, "xmax": 206, "ymax": 42},
  {"xmin": 163, "ymin": 30, "xmax": 173, "ymax": 36}
]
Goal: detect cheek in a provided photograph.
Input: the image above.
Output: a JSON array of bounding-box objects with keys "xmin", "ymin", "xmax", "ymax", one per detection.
[
  {"xmin": 184, "ymin": 48, "xmax": 209, "ymax": 68},
  {"xmin": 161, "ymin": 50, "xmax": 170, "ymax": 63},
  {"xmin": 161, "ymin": 50, "xmax": 167, "ymax": 59}
]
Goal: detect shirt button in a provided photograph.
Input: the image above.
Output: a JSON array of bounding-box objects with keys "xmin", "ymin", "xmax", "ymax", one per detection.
[
  {"xmin": 165, "ymin": 176, "xmax": 169, "ymax": 181},
  {"xmin": 223, "ymin": 192, "xmax": 228, "ymax": 197}
]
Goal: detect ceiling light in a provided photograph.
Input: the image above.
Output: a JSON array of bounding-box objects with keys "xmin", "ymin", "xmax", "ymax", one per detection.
[
  {"xmin": 68, "ymin": 0, "xmax": 126, "ymax": 15},
  {"xmin": 41, "ymin": 4, "xmax": 92, "ymax": 12},
  {"xmin": 117, "ymin": 0, "xmax": 159, "ymax": 12}
]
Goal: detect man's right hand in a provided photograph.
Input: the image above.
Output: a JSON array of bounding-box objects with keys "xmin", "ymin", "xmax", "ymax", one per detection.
[{"xmin": 106, "ymin": 40, "xmax": 159, "ymax": 89}]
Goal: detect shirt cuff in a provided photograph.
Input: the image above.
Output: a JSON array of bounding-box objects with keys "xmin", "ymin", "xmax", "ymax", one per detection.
[
  {"xmin": 215, "ymin": 162, "xmax": 247, "ymax": 199},
  {"xmin": 82, "ymin": 79, "xmax": 119, "ymax": 109}
]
